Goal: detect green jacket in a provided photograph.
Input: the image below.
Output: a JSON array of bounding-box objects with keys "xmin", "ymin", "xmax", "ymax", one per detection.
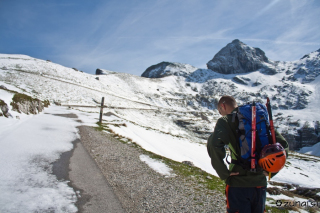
[{"xmin": 207, "ymin": 108, "xmax": 289, "ymax": 187}]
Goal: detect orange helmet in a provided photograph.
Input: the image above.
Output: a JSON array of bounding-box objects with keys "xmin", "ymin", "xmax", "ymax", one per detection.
[{"xmin": 258, "ymin": 143, "xmax": 286, "ymax": 173}]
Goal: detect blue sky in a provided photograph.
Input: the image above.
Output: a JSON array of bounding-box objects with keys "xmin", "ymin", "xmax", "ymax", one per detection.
[{"xmin": 1, "ymin": 0, "xmax": 319, "ymax": 76}]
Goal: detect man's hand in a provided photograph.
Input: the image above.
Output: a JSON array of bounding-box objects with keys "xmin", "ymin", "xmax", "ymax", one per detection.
[{"xmin": 230, "ymin": 172, "xmax": 239, "ymax": 176}]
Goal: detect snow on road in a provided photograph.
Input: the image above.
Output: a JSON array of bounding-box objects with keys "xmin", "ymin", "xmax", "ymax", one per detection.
[{"xmin": 0, "ymin": 107, "xmax": 86, "ymax": 213}]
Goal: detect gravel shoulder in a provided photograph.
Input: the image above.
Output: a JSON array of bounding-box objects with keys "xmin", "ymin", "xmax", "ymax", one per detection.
[{"xmin": 79, "ymin": 125, "xmax": 226, "ymax": 212}]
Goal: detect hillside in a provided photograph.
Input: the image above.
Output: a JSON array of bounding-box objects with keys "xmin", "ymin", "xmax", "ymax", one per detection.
[{"xmin": 1, "ymin": 40, "xmax": 320, "ymax": 211}]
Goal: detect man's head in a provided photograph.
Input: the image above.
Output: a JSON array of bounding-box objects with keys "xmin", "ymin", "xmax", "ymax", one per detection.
[{"xmin": 217, "ymin": 96, "xmax": 238, "ymax": 116}]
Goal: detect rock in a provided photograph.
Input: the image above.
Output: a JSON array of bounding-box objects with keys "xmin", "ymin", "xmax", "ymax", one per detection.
[
  {"xmin": 293, "ymin": 49, "xmax": 320, "ymax": 83},
  {"xmin": 293, "ymin": 187, "xmax": 320, "ymax": 200},
  {"xmin": 54, "ymin": 100, "xmax": 61, "ymax": 106},
  {"xmin": 96, "ymin": 68, "xmax": 104, "ymax": 75},
  {"xmin": 0, "ymin": 85, "xmax": 8, "ymax": 90},
  {"xmin": 207, "ymin": 39, "xmax": 275, "ymax": 74},
  {"xmin": 95, "ymin": 77, "xmax": 99, "ymax": 80},
  {"xmin": 261, "ymin": 66, "xmax": 277, "ymax": 75},
  {"xmin": 232, "ymin": 76, "xmax": 249, "ymax": 85},
  {"xmin": 266, "ymin": 187, "xmax": 281, "ymax": 195},
  {"xmin": 252, "ymin": 81, "xmax": 262, "ymax": 87},
  {"xmin": 10, "ymin": 94, "xmax": 44, "ymax": 115},
  {"xmin": 141, "ymin": 62, "xmax": 197, "ymax": 78},
  {"xmin": 182, "ymin": 161, "xmax": 195, "ymax": 167},
  {"xmin": 96, "ymin": 68, "xmax": 117, "ymax": 75},
  {"xmin": 0, "ymin": 100, "xmax": 12, "ymax": 118}
]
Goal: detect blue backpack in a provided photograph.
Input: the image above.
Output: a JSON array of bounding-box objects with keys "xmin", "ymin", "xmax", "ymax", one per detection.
[{"xmin": 230, "ymin": 102, "xmax": 272, "ymax": 172}]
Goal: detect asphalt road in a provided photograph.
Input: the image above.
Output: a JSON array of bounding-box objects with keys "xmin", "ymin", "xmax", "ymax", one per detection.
[{"xmin": 52, "ymin": 113, "xmax": 124, "ymax": 213}]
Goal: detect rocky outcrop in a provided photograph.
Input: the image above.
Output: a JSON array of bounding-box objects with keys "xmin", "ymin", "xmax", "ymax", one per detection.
[
  {"xmin": 279, "ymin": 118, "xmax": 319, "ymax": 150},
  {"xmin": 96, "ymin": 68, "xmax": 117, "ymax": 75},
  {"xmin": 295, "ymin": 49, "xmax": 320, "ymax": 83},
  {"xmin": 232, "ymin": 76, "xmax": 251, "ymax": 85},
  {"xmin": 10, "ymin": 93, "xmax": 45, "ymax": 115},
  {"xmin": 0, "ymin": 85, "xmax": 8, "ymax": 90},
  {"xmin": 141, "ymin": 62, "xmax": 197, "ymax": 78},
  {"xmin": 296, "ymin": 122, "xmax": 320, "ymax": 149},
  {"xmin": 0, "ymin": 99, "xmax": 12, "ymax": 118},
  {"xmin": 206, "ymin": 39, "xmax": 276, "ymax": 74}
]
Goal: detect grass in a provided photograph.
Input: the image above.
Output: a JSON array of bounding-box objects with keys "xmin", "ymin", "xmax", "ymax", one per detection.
[
  {"xmin": 12, "ymin": 93, "xmax": 33, "ymax": 103},
  {"xmin": 145, "ymin": 150, "xmax": 226, "ymax": 194},
  {"xmin": 265, "ymin": 206, "xmax": 289, "ymax": 213},
  {"xmin": 95, "ymin": 122, "xmax": 106, "ymax": 131}
]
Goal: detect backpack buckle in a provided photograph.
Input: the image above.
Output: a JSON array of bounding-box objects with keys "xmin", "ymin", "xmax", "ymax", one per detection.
[{"xmin": 250, "ymin": 168, "xmax": 257, "ymax": 173}]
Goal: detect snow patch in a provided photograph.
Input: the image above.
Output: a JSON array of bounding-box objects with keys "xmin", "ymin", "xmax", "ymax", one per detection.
[
  {"xmin": 139, "ymin": 155, "xmax": 175, "ymax": 177},
  {"xmin": 298, "ymin": 143, "xmax": 320, "ymax": 157}
]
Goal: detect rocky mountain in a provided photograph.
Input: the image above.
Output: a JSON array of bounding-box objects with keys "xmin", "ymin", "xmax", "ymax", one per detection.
[
  {"xmin": 141, "ymin": 40, "xmax": 320, "ymax": 150},
  {"xmin": 206, "ymin": 39, "xmax": 277, "ymax": 74},
  {"xmin": 141, "ymin": 62, "xmax": 198, "ymax": 78},
  {"xmin": 284, "ymin": 48, "xmax": 320, "ymax": 84}
]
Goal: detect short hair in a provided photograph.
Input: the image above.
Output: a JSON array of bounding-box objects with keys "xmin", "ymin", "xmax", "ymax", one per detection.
[{"xmin": 218, "ymin": 96, "xmax": 237, "ymax": 108}]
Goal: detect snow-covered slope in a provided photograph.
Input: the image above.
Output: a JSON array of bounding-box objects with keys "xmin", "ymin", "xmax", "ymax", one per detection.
[
  {"xmin": 1, "ymin": 49, "xmax": 320, "ymax": 212},
  {"xmin": 140, "ymin": 42, "xmax": 320, "ymax": 151},
  {"xmin": 1, "ymin": 46, "xmax": 319, "ymax": 147}
]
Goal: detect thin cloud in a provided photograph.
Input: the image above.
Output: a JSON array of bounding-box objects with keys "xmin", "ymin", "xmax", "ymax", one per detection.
[
  {"xmin": 1, "ymin": 0, "xmax": 319, "ymax": 76},
  {"xmin": 253, "ymin": 0, "xmax": 281, "ymax": 19}
]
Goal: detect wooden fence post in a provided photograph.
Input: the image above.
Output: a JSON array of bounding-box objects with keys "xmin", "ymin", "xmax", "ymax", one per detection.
[{"xmin": 99, "ymin": 97, "xmax": 105, "ymax": 123}]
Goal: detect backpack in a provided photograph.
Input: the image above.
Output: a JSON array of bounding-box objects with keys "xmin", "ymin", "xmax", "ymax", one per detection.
[{"xmin": 229, "ymin": 101, "xmax": 272, "ymax": 172}]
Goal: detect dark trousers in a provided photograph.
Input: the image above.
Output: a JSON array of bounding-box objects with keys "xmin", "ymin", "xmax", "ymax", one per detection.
[{"xmin": 225, "ymin": 185, "xmax": 266, "ymax": 213}]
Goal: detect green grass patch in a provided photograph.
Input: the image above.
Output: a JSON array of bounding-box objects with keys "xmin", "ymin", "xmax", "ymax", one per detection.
[
  {"xmin": 145, "ymin": 151, "xmax": 226, "ymax": 193},
  {"xmin": 265, "ymin": 206, "xmax": 289, "ymax": 213},
  {"xmin": 12, "ymin": 93, "xmax": 33, "ymax": 103},
  {"xmin": 94, "ymin": 122, "xmax": 105, "ymax": 131}
]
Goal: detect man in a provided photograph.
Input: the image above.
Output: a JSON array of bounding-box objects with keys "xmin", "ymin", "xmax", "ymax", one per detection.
[{"xmin": 207, "ymin": 96, "xmax": 289, "ymax": 213}]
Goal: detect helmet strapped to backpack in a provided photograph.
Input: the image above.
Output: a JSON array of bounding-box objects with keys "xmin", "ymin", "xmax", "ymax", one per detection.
[{"xmin": 258, "ymin": 143, "xmax": 286, "ymax": 173}]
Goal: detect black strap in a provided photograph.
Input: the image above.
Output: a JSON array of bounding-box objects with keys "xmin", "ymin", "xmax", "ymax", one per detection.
[{"xmin": 232, "ymin": 111, "xmax": 237, "ymax": 122}]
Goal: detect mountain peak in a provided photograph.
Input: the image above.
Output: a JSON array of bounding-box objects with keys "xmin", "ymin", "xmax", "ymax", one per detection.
[
  {"xmin": 207, "ymin": 39, "xmax": 275, "ymax": 74},
  {"xmin": 231, "ymin": 39, "xmax": 241, "ymax": 44}
]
